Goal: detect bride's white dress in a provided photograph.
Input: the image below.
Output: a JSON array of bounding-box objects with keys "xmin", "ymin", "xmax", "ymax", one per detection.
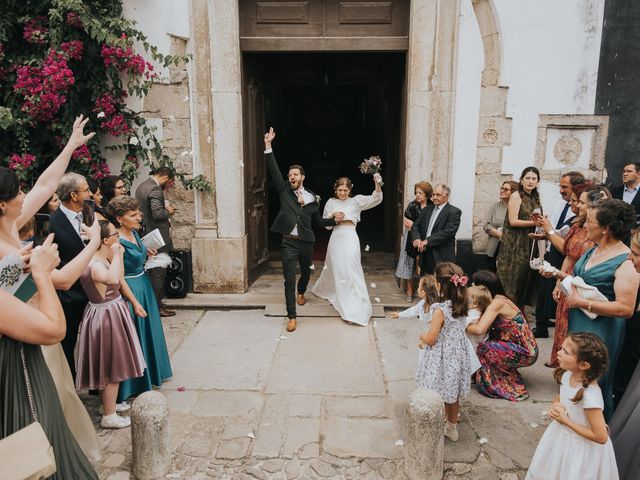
[{"xmin": 312, "ymin": 190, "xmax": 383, "ymax": 325}]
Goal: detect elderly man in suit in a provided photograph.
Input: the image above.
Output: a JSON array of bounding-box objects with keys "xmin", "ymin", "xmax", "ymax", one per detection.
[
  {"xmin": 135, "ymin": 166, "xmax": 176, "ymax": 317},
  {"xmin": 410, "ymin": 184, "xmax": 461, "ymax": 274},
  {"xmin": 49, "ymin": 172, "xmax": 97, "ymax": 378},
  {"xmin": 611, "ymin": 162, "xmax": 640, "ymax": 225},
  {"xmin": 264, "ymin": 127, "xmax": 343, "ymax": 332}
]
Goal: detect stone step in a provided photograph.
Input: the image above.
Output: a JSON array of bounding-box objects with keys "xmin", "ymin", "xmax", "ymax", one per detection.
[{"xmin": 264, "ymin": 304, "xmax": 386, "ymax": 318}]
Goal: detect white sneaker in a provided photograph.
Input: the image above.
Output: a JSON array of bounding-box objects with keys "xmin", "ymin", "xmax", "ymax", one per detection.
[
  {"xmin": 99, "ymin": 402, "xmax": 130, "ymax": 415},
  {"xmin": 101, "ymin": 413, "xmax": 131, "ymax": 429},
  {"xmin": 444, "ymin": 421, "xmax": 459, "ymax": 442}
]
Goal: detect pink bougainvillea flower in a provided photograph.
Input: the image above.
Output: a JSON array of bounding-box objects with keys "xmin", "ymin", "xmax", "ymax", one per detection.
[
  {"xmin": 23, "ymin": 16, "xmax": 49, "ymax": 45},
  {"xmin": 9, "ymin": 153, "xmax": 36, "ymax": 171},
  {"xmin": 66, "ymin": 12, "xmax": 83, "ymax": 28}
]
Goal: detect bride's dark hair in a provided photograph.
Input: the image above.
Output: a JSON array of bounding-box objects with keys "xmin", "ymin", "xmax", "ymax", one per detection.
[{"xmin": 333, "ymin": 177, "xmax": 353, "ymax": 198}]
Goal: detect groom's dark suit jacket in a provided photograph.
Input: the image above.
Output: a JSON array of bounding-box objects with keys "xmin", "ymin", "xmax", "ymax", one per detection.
[
  {"xmin": 410, "ymin": 203, "xmax": 461, "ymax": 270},
  {"xmin": 266, "ymin": 151, "xmax": 335, "ymax": 241}
]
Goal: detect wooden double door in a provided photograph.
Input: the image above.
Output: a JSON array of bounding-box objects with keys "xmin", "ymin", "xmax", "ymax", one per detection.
[{"xmin": 242, "ymin": 52, "xmax": 406, "ymax": 282}]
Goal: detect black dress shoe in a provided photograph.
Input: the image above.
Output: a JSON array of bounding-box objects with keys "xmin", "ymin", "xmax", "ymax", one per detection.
[{"xmin": 532, "ymin": 328, "xmax": 549, "ymax": 339}]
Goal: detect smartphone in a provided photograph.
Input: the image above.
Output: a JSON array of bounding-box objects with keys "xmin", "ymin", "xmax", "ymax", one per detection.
[
  {"xmin": 82, "ymin": 199, "xmax": 95, "ymax": 227},
  {"xmin": 34, "ymin": 213, "xmax": 50, "ymax": 246}
]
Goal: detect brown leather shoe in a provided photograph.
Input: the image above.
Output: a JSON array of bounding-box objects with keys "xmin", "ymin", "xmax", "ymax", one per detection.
[
  {"xmin": 160, "ymin": 308, "xmax": 176, "ymax": 317},
  {"xmin": 286, "ymin": 318, "xmax": 297, "ymax": 332},
  {"xmin": 297, "ymin": 293, "xmax": 306, "ymax": 306}
]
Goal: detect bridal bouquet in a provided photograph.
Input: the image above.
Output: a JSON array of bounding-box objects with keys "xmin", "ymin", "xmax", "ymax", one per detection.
[{"xmin": 359, "ymin": 155, "xmax": 384, "ymax": 186}]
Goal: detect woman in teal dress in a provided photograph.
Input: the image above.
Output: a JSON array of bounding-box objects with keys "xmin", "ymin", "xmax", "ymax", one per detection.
[
  {"xmin": 565, "ymin": 199, "xmax": 639, "ymax": 419},
  {"xmin": 107, "ymin": 196, "xmax": 172, "ymax": 401}
]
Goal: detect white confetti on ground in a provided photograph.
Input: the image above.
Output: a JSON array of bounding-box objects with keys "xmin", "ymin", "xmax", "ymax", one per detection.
[
  {"xmin": 180, "ymin": 151, "xmax": 190, "ymax": 157},
  {"xmin": 373, "ymin": 321, "xmax": 378, "ymax": 327},
  {"xmin": 530, "ymin": 423, "xmax": 538, "ymax": 428},
  {"xmin": 374, "ymin": 297, "xmax": 380, "ymax": 303},
  {"xmin": 247, "ymin": 432, "xmax": 255, "ymax": 439},
  {"xmin": 370, "ymin": 282, "xmax": 377, "ymax": 288},
  {"xmin": 478, "ymin": 438, "xmax": 488, "ymax": 444},
  {"xmin": 183, "ymin": 96, "xmax": 189, "ymax": 102},
  {"xmin": 129, "ymin": 137, "xmax": 139, "ymax": 145},
  {"xmin": 364, "ymin": 245, "xmax": 370, "ymax": 252},
  {"xmin": 279, "ymin": 335, "xmax": 287, "ymax": 340},
  {"xmin": 323, "ymin": 266, "xmax": 328, "ymax": 270},
  {"xmin": 97, "ymin": 112, "xmax": 105, "ymax": 118},
  {"xmin": 168, "ymin": 115, "xmax": 176, "ymax": 121},
  {"xmin": 395, "ymin": 439, "xmax": 404, "ymax": 447},
  {"xmin": 239, "ymin": 162, "xmax": 245, "ymax": 167},
  {"xmin": 309, "ymin": 264, "xmax": 315, "ymax": 270},
  {"xmin": 207, "ymin": 135, "xmax": 212, "ymax": 144}
]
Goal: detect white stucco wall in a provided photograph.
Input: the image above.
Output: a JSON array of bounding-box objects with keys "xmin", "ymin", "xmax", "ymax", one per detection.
[
  {"xmin": 450, "ymin": 0, "xmax": 483, "ymax": 239},
  {"xmin": 451, "ymin": 0, "xmax": 605, "ymax": 237}
]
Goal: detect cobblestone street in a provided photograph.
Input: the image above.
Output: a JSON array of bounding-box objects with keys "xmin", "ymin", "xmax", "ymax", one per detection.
[{"xmin": 87, "ymin": 289, "xmax": 556, "ymax": 480}]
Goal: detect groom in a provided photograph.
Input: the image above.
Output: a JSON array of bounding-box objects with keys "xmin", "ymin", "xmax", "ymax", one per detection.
[{"xmin": 264, "ymin": 128, "xmax": 343, "ymax": 332}]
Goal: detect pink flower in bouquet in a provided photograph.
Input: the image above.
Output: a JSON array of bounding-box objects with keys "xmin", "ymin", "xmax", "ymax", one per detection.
[{"xmin": 359, "ymin": 155, "xmax": 384, "ymax": 186}]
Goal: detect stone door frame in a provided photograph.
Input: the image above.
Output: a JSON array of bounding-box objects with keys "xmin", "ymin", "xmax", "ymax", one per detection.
[{"xmin": 189, "ymin": 0, "xmax": 461, "ymax": 293}]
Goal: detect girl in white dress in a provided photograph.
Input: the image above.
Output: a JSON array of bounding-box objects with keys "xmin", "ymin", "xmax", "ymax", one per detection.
[
  {"xmin": 415, "ymin": 262, "xmax": 473, "ymax": 442},
  {"xmin": 312, "ymin": 174, "xmax": 383, "ymax": 326},
  {"xmin": 526, "ymin": 332, "xmax": 619, "ymax": 480}
]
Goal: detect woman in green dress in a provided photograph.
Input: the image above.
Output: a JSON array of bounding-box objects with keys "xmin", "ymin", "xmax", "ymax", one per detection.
[
  {"xmin": 565, "ymin": 199, "xmax": 639, "ymax": 419},
  {"xmin": 0, "ymin": 231, "xmax": 98, "ymax": 479},
  {"xmin": 107, "ymin": 196, "xmax": 172, "ymax": 402},
  {"xmin": 496, "ymin": 167, "xmax": 542, "ymax": 309}
]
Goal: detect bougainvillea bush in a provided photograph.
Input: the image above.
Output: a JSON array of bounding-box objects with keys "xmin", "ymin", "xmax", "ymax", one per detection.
[{"xmin": 0, "ymin": 0, "xmax": 210, "ymax": 191}]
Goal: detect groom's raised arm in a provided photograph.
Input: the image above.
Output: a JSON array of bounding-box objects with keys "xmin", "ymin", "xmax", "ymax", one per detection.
[{"xmin": 264, "ymin": 127, "xmax": 287, "ymax": 193}]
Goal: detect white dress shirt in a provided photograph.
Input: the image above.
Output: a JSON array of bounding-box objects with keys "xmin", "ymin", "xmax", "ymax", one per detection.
[
  {"xmin": 426, "ymin": 203, "xmax": 447, "ymax": 237},
  {"xmin": 290, "ymin": 188, "xmax": 316, "ymax": 236},
  {"xmin": 623, "ymin": 185, "xmax": 639, "ymax": 204},
  {"xmin": 59, "ymin": 203, "xmax": 83, "ymax": 236}
]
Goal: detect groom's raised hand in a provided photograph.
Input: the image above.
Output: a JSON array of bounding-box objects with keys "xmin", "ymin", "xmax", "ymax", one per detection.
[{"xmin": 264, "ymin": 127, "xmax": 276, "ymax": 149}]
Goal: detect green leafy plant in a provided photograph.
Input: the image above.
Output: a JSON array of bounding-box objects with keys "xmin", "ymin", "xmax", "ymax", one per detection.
[{"xmin": 0, "ymin": 0, "xmax": 211, "ymax": 192}]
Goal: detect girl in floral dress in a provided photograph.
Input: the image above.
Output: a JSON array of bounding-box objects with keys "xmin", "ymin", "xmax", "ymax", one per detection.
[{"xmin": 415, "ymin": 263, "xmax": 473, "ymax": 442}]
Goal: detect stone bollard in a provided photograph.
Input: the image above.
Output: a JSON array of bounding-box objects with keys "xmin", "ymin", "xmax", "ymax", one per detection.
[
  {"xmin": 131, "ymin": 391, "xmax": 170, "ymax": 480},
  {"xmin": 404, "ymin": 388, "xmax": 444, "ymax": 480}
]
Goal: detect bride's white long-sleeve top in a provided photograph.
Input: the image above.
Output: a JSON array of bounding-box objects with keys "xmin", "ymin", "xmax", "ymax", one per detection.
[{"xmin": 312, "ymin": 190, "xmax": 383, "ymax": 325}]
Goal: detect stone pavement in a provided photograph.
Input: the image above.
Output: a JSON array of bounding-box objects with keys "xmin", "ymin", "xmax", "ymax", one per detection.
[{"xmin": 87, "ymin": 303, "xmax": 558, "ymax": 480}]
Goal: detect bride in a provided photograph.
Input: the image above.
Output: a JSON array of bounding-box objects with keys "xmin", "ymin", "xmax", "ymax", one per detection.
[{"xmin": 312, "ymin": 174, "xmax": 383, "ymax": 325}]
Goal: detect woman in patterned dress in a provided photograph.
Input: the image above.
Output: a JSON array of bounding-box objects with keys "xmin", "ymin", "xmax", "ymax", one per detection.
[
  {"xmin": 539, "ymin": 185, "xmax": 609, "ymax": 367},
  {"xmin": 496, "ymin": 167, "xmax": 542, "ymax": 309},
  {"xmin": 395, "ymin": 181, "xmax": 432, "ymax": 302},
  {"xmin": 467, "ymin": 270, "xmax": 538, "ymax": 401}
]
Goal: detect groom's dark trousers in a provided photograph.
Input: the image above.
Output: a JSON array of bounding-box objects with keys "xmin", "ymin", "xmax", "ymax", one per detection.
[
  {"xmin": 266, "ymin": 149, "xmax": 335, "ymax": 319},
  {"xmin": 282, "ymin": 237, "xmax": 314, "ymax": 319}
]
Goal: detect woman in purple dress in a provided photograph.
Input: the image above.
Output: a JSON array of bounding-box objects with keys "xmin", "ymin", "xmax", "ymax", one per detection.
[{"xmin": 75, "ymin": 221, "xmax": 146, "ymax": 429}]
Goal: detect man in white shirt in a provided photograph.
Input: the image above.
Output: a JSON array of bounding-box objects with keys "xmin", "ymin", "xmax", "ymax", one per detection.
[
  {"xmin": 612, "ymin": 162, "xmax": 640, "ymax": 225},
  {"xmin": 49, "ymin": 172, "xmax": 93, "ymax": 378}
]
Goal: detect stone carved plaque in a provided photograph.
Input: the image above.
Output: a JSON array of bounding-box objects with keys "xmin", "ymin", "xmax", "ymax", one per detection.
[
  {"xmin": 553, "ymin": 134, "xmax": 582, "ymax": 166},
  {"xmin": 483, "ymin": 129, "xmax": 498, "ymax": 145}
]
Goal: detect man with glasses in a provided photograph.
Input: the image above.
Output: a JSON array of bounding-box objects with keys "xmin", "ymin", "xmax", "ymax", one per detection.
[
  {"xmin": 49, "ymin": 172, "xmax": 97, "ymax": 378},
  {"xmin": 532, "ymin": 171, "xmax": 584, "ymax": 338}
]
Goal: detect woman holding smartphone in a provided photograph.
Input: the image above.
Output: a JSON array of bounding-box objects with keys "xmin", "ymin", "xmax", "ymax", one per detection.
[{"xmin": 496, "ymin": 166, "xmax": 542, "ymax": 309}]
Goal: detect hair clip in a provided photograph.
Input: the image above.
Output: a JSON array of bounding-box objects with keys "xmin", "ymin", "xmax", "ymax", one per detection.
[{"xmin": 450, "ymin": 274, "xmax": 468, "ymax": 287}]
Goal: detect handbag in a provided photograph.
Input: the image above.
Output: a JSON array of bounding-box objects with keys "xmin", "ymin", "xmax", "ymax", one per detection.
[
  {"xmin": 529, "ymin": 238, "xmax": 545, "ymax": 270},
  {"xmin": 0, "ymin": 343, "xmax": 56, "ymax": 480}
]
